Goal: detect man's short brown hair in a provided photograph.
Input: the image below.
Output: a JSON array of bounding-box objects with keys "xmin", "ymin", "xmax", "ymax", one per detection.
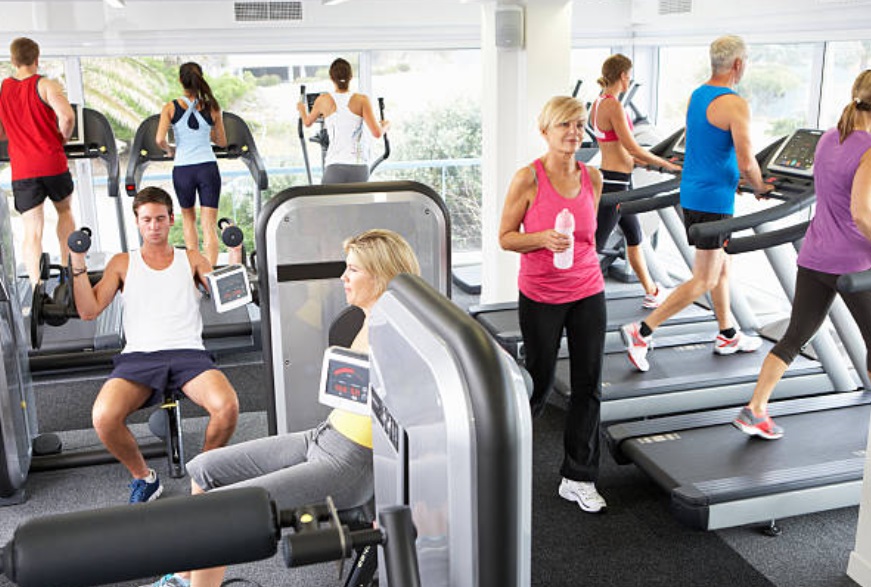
[{"xmin": 10, "ymin": 38, "xmax": 39, "ymax": 67}]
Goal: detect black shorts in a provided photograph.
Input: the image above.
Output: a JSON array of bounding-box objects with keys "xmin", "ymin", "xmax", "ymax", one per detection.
[
  {"xmin": 109, "ymin": 349, "xmax": 216, "ymax": 408},
  {"xmin": 172, "ymin": 162, "xmax": 222, "ymax": 209},
  {"xmin": 682, "ymin": 207, "xmax": 733, "ymax": 250},
  {"xmin": 12, "ymin": 171, "xmax": 74, "ymax": 214}
]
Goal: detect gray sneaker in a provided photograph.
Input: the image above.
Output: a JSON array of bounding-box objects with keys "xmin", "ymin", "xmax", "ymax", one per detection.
[{"xmin": 733, "ymin": 406, "xmax": 784, "ymax": 440}]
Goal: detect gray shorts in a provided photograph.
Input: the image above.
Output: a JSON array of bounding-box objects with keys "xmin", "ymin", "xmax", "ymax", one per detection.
[
  {"xmin": 187, "ymin": 420, "xmax": 373, "ymax": 512},
  {"xmin": 322, "ymin": 163, "xmax": 369, "ymax": 185}
]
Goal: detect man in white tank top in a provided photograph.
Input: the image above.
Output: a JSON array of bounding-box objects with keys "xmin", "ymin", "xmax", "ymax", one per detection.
[{"xmin": 70, "ymin": 187, "xmax": 241, "ymax": 504}]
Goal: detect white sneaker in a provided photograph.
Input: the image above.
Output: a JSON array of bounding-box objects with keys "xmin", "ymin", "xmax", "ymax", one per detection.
[
  {"xmin": 642, "ymin": 284, "xmax": 671, "ymax": 309},
  {"xmin": 621, "ymin": 322, "xmax": 651, "ymax": 372},
  {"xmin": 714, "ymin": 330, "xmax": 763, "ymax": 355},
  {"xmin": 559, "ymin": 478, "xmax": 607, "ymax": 513}
]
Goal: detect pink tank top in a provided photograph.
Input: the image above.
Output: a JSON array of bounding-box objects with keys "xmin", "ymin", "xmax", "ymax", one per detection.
[{"xmin": 518, "ymin": 159, "xmax": 604, "ymax": 304}]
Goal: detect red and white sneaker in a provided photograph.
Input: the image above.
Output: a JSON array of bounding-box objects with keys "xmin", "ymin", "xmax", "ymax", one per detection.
[
  {"xmin": 714, "ymin": 330, "xmax": 763, "ymax": 355},
  {"xmin": 733, "ymin": 406, "xmax": 784, "ymax": 440},
  {"xmin": 621, "ymin": 322, "xmax": 651, "ymax": 372}
]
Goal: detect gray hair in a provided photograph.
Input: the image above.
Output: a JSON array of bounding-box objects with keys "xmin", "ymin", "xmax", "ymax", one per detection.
[{"xmin": 710, "ymin": 35, "xmax": 747, "ymax": 74}]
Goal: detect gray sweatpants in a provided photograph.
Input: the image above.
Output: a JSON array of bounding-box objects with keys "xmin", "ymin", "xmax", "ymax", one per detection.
[{"xmin": 186, "ymin": 421, "xmax": 373, "ymax": 512}]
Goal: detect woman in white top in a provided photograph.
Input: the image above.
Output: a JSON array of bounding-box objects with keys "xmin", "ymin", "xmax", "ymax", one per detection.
[{"xmin": 297, "ymin": 58, "xmax": 389, "ymax": 184}]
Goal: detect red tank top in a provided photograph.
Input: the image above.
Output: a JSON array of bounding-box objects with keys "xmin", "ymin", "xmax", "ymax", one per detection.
[
  {"xmin": 591, "ymin": 94, "xmax": 634, "ymax": 143},
  {"xmin": 0, "ymin": 75, "xmax": 69, "ymax": 180},
  {"xmin": 518, "ymin": 159, "xmax": 604, "ymax": 304}
]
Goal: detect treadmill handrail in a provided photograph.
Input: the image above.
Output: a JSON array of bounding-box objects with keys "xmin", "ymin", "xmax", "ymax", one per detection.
[
  {"xmin": 724, "ymin": 220, "xmax": 810, "ymax": 255},
  {"xmin": 618, "ymin": 190, "xmax": 680, "ymax": 215},
  {"xmin": 688, "ymin": 188, "xmax": 816, "ymax": 242},
  {"xmin": 838, "ymin": 269, "xmax": 871, "ymax": 294},
  {"xmin": 600, "ymin": 176, "xmax": 680, "ymax": 208}
]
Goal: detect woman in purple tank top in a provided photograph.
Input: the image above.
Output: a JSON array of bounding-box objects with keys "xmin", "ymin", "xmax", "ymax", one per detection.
[
  {"xmin": 733, "ymin": 70, "xmax": 871, "ymax": 440},
  {"xmin": 499, "ymin": 96, "xmax": 609, "ymax": 513}
]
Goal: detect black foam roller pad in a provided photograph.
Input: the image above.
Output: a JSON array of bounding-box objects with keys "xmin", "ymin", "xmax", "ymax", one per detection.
[{"xmin": 2, "ymin": 487, "xmax": 278, "ymax": 587}]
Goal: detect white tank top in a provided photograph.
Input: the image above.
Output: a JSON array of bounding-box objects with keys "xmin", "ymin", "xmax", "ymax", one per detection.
[
  {"xmin": 324, "ymin": 92, "xmax": 369, "ymax": 166},
  {"xmin": 121, "ymin": 248, "xmax": 204, "ymax": 353}
]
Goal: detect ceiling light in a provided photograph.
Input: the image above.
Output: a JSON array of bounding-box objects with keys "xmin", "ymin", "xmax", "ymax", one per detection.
[
  {"xmin": 104, "ymin": 0, "xmax": 127, "ymax": 8},
  {"xmin": 322, "ymin": 0, "xmax": 351, "ymax": 5}
]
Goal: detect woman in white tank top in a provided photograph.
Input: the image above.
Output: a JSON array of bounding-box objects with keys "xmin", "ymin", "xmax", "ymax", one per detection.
[{"xmin": 297, "ymin": 58, "xmax": 390, "ymax": 184}]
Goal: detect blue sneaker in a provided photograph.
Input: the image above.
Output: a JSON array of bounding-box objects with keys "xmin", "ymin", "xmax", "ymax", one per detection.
[
  {"xmin": 129, "ymin": 472, "xmax": 163, "ymax": 504},
  {"xmin": 140, "ymin": 575, "xmax": 190, "ymax": 587}
]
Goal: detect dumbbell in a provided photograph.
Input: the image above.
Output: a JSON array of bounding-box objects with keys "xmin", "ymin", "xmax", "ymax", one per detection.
[
  {"xmin": 67, "ymin": 226, "xmax": 93, "ymax": 253},
  {"xmin": 218, "ymin": 217, "xmax": 244, "ymax": 248}
]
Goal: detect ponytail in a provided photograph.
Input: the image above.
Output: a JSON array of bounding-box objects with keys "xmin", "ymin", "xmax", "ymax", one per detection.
[
  {"xmin": 837, "ymin": 69, "xmax": 871, "ymax": 144},
  {"xmin": 179, "ymin": 62, "xmax": 220, "ymax": 113},
  {"xmin": 598, "ymin": 53, "xmax": 633, "ymax": 89}
]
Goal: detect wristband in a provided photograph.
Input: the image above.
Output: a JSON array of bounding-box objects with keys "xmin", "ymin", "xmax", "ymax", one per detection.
[{"xmin": 72, "ymin": 266, "xmax": 88, "ymax": 277}]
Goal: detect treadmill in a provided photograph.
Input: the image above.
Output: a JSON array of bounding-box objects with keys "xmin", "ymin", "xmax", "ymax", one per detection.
[
  {"xmin": 550, "ymin": 129, "xmax": 858, "ymax": 423},
  {"xmin": 125, "ymin": 112, "xmax": 268, "ymax": 356},
  {"xmin": 605, "ymin": 129, "xmax": 871, "ymax": 531},
  {"xmin": 0, "ymin": 106, "xmax": 127, "ymax": 370}
]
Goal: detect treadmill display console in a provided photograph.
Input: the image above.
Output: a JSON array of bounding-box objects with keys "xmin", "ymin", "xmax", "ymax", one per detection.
[
  {"xmin": 67, "ymin": 104, "xmax": 86, "ymax": 147},
  {"xmin": 766, "ymin": 128, "xmax": 824, "ymax": 179},
  {"xmin": 318, "ymin": 346, "xmax": 370, "ymax": 416},
  {"xmin": 672, "ymin": 131, "xmax": 687, "ymax": 155}
]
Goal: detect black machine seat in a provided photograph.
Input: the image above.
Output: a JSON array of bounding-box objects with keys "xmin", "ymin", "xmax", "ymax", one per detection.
[{"xmin": 124, "ymin": 111, "xmax": 268, "ymax": 199}]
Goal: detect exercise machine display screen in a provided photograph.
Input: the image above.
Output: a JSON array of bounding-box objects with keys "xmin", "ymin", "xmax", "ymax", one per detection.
[
  {"xmin": 766, "ymin": 128, "xmax": 824, "ymax": 179},
  {"xmin": 305, "ymin": 92, "xmax": 322, "ymax": 113},
  {"xmin": 205, "ymin": 264, "xmax": 252, "ymax": 313},
  {"xmin": 67, "ymin": 104, "xmax": 86, "ymax": 146},
  {"xmin": 319, "ymin": 346, "xmax": 370, "ymax": 416}
]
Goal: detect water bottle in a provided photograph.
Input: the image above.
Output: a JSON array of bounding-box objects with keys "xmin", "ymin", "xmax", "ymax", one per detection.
[{"xmin": 553, "ymin": 208, "xmax": 575, "ymax": 270}]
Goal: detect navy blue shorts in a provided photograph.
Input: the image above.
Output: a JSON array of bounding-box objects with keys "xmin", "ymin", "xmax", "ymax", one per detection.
[
  {"xmin": 12, "ymin": 171, "xmax": 74, "ymax": 214},
  {"xmin": 109, "ymin": 349, "xmax": 217, "ymax": 408},
  {"xmin": 172, "ymin": 162, "xmax": 222, "ymax": 209},
  {"xmin": 682, "ymin": 208, "xmax": 733, "ymax": 250}
]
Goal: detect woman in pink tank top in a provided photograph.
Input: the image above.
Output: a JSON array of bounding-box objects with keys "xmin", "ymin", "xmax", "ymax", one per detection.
[{"xmin": 499, "ymin": 96, "xmax": 608, "ymax": 514}]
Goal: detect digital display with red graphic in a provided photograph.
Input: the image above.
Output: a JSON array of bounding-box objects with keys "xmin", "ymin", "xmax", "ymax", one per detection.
[{"xmin": 319, "ymin": 346, "xmax": 370, "ymax": 415}]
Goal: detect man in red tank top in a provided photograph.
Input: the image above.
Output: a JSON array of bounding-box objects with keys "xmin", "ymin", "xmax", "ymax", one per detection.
[{"xmin": 0, "ymin": 37, "xmax": 76, "ymax": 287}]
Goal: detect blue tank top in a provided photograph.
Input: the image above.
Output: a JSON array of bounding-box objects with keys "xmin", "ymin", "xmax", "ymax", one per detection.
[
  {"xmin": 680, "ymin": 85, "xmax": 740, "ymax": 214},
  {"xmin": 171, "ymin": 97, "xmax": 217, "ymax": 167}
]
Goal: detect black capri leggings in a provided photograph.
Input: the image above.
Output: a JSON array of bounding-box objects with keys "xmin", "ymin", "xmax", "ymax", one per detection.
[
  {"xmin": 595, "ymin": 169, "xmax": 644, "ymax": 251},
  {"xmin": 771, "ymin": 265, "xmax": 871, "ymax": 371}
]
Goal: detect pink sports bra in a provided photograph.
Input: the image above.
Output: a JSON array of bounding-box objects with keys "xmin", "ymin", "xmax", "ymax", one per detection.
[{"xmin": 590, "ymin": 94, "xmax": 633, "ymax": 143}]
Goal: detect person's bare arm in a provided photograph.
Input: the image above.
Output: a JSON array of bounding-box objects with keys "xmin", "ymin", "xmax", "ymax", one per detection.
[
  {"xmin": 70, "ymin": 252, "xmax": 126, "ymax": 320},
  {"xmin": 357, "ymin": 94, "xmax": 388, "ymax": 139},
  {"xmin": 41, "ymin": 78, "xmax": 75, "ymax": 141},
  {"xmin": 726, "ymin": 96, "xmax": 768, "ymax": 194},
  {"xmin": 188, "ymin": 250, "xmax": 215, "ymax": 293},
  {"xmin": 210, "ymin": 107, "xmax": 227, "ymax": 148},
  {"xmin": 155, "ymin": 103, "xmax": 175, "ymax": 156},
  {"xmin": 499, "ymin": 166, "xmax": 569, "ymax": 254},
  {"xmin": 609, "ymin": 101, "xmax": 680, "ymax": 172},
  {"xmin": 588, "ymin": 165, "xmax": 604, "ymax": 213},
  {"xmin": 851, "ymin": 149, "xmax": 871, "ymax": 242},
  {"xmin": 298, "ymin": 93, "xmax": 329, "ymax": 128}
]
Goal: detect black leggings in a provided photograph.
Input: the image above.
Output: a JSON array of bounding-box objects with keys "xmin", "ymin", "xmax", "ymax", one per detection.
[
  {"xmin": 771, "ymin": 266, "xmax": 871, "ymax": 371},
  {"xmin": 595, "ymin": 170, "xmax": 644, "ymax": 250},
  {"xmin": 519, "ymin": 291, "xmax": 606, "ymax": 482}
]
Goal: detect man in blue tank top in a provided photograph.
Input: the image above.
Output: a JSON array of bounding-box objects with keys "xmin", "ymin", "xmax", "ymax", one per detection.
[{"xmin": 621, "ymin": 35, "xmax": 773, "ymax": 372}]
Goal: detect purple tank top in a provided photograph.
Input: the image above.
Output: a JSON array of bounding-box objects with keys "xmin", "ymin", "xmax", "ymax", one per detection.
[
  {"xmin": 518, "ymin": 159, "xmax": 604, "ymax": 304},
  {"xmin": 797, "ymin": 128, "xmax": 871, "ymax": 275}
]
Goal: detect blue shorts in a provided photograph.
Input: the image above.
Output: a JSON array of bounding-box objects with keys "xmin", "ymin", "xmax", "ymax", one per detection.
[
  {"xmin": 172, "ymin": 161, "xmax": 222, "ymax": 209},
  {"xmin": 109, "ymin": 349, "xmax": 216, "ymax": 408}
]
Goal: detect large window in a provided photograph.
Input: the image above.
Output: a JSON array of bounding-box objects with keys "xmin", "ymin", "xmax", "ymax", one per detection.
[
  {"xmin": 370, "ymin": 50, "xmax": 482, "ymax": 253},
  {"xmin": 820, "ymin": 41, "xmax": 871, "ymax": 130}
]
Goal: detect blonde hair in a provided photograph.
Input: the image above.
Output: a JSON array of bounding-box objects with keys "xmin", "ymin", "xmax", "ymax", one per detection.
[
  {"xmin": 837, "ymin": 69, "xmax": 871, "ymax": 144},
  {"xmin": 710, "ymin": 35, "xmax": 747, "ymax": 75},
  {"xmin": 538, "ymin": 96, "xmax": 587, "ymax": 133},
  {"xmin": 343, "ymin": 229, "xmax": 421, "ymax": 299},
  {"xmin": 598, "ymin": 54, "xmax": 632, "ymax": 88}
]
